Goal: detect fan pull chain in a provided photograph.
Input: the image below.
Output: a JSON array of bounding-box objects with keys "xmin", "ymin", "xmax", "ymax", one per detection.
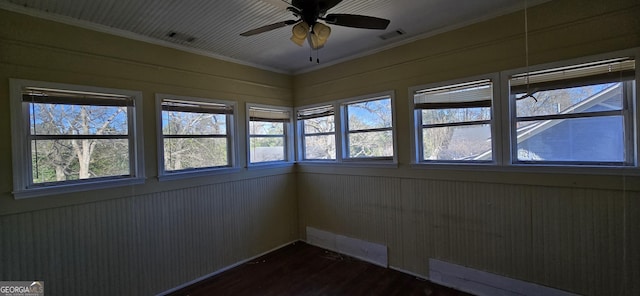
[
  {"xmin": 309, "ymin": 48, "xmax": 320, "ymax": 63},
  {"xmin": 307, "ymin": 46, "xmax": 321, "ymax": 63}
]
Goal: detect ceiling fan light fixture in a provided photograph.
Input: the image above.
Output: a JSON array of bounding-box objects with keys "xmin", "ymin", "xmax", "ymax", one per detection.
[
  {"xmin": 242, "ymin": 0, "xmax": 390, "ymax": 52},
  {"xmin": 309, "ymin": 22, "xmax": 331, "ymax": 49},
  {"xmin": 290, "ymin": 21, "xmax": 309, "ymax": 46}
]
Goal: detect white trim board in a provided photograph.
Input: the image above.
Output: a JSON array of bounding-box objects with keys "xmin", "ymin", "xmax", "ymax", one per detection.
[
  {"xmin": 156, "ymin": 240, "xmax": 298, "ymax": 296},
  {"xmin": 429, "ymin": 259, "xmax": 580, "ymax": 296},
  {"xmin": 305, "ymin": 227, "xmax": 388, "ymax": 268}
]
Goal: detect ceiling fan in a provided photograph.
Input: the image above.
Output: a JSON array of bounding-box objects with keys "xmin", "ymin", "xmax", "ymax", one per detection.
[{"xmin": 240, "ymin": 0, "xmax": 391, "ymax": 49}]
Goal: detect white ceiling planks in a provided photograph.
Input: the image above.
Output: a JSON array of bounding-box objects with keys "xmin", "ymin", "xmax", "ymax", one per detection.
[{"xmin": 0, "ymin": 0, "xmax": 551, "ymax": 73}]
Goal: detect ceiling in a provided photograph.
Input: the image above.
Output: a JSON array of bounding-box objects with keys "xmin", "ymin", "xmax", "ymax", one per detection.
[{"xmin": 0, "ymin": 0, "xmax": 550, "ymax": 74}]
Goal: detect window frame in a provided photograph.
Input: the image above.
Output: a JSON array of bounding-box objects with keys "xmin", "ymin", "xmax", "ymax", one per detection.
[
  {"xmin": 10, "ymin": 79, "xmax": 145, "ymax": 199},
  {"xmin": 246, "ymin": 103, "xmax": 294, "ymax": 167},
  {"xmin": 155, "ymin": 94, "xmax": 238, "ymax": 180},
  {"xmin": 296, "ymin": 91, "xmax": 397, "ymax": 165},
  {"xmin": 501, "ymin": 49, "xmax": 639, "ymax": 169},
  {"xmin": 295, "ymin": 103, "xmax": 338, "ymax": 162},
  {"xmin": 409, "ymin": 74, "xmax": 501, "ymax": 166},
  {"xmin": 339, "ymin": 92, "xmax": 397, "ymax": 163}
]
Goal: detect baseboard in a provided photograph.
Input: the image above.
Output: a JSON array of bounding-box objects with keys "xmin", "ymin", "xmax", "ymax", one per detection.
[
  {"xmin": 389, "ymin": 265, "xmax": 429, "ymax": 280},
  {"xmin": 305, "ymin": 227, "xmax": 388, "ymax": 268},
  {"xmin": 156, "ymin": 240, "xmax": 300, "ymax": 296},
  {"xmin": 429, "ymin": 259, "xmax": 579, "ymax": 296}
]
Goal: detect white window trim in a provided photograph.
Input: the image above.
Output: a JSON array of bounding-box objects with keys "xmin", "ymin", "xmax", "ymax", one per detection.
[
  {"xmin": 296, "ymin": 91, "xmax": 398, "ymax": 167},
  {"xmin": 409, "ymin": 73, "xmax": 501, "ymax": 166},
  {"xmin": 10, "ymin": 79, "xmax": 145, "ymax": 199},
  {"xmin": 246, "ymin": 103, "xmax": 294, "ymax": 168},
  {"xmin": 339, "ymin": 91, "xmax": 398, "ymax": 165},
  {"xmin": 295, "ymin": 102, "xmax": 339, "ymax": 163},
  {"xmin": 501, "ymin": 48, "xmax": 640, "ymax": 170},
  {"xmin": 155, "ymin": 94, "xmax": 239, "ymax": 181}
]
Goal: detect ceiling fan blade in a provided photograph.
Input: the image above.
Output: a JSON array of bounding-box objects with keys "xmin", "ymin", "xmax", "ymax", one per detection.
[
  {"xmin": 324, "ymin": 14, "xmax": 390, "ymax": 29},
  {"xmin": 240, "ymin": 20, "xmax": 298, "ymax": 36}
]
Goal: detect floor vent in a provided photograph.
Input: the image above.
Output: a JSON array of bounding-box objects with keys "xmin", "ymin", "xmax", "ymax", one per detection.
[
  {"xmin": 429, "ymin": 259, "xmax": 579, "ymax": 296},
  {"xmin": 306, "ymin": 227, "xmax": 388, "ymax": 267}
]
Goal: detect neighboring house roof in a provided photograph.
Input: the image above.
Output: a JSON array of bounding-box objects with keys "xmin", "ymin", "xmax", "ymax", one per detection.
[{"xmin": 472, "ymin": 83, "xmax": 622, "ymax": 160}]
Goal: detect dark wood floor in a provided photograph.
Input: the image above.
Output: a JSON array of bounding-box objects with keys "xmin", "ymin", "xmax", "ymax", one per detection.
[{"xmin": 167, "ymin": 241, "xmax": 472, "ymax": 296}]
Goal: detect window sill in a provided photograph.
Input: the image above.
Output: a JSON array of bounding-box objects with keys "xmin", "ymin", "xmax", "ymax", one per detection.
[
  {"xmin": 13, "ymin": 177, "xmax": 146, "ymax": 199},
  {"xmin": 297, "ymin": 160, "xmax": 398, "ymax": 169},
  {"xmin": 247, "ymin": 162, "xmax": 295, "ymax": 170},
  {"xmin": 410, "ymin": 162, "xmax": 640, "ymax": 176},
  {"xmin": 158, "ymin": 167, "xmax": 242, "ymax": 181}
]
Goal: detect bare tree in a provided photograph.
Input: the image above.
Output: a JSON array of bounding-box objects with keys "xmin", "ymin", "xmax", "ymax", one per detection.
[
  {"xmin": 32, "ymin": 103, "xmax": 128, "ymax": 182},
  {"xmin": 70, "ymin": 106, "xmax": 125, "ymax": 179},
  {"xmin": 163, "ymin": 111, "xmax": 228, "ymax": 170},
  {"xmin": 347, "ymin": 100, "xmax": 393, "ymax": 158},
  {"xmin": 303, "ymin": 115, "xmax": 335, "ymax": 159}
]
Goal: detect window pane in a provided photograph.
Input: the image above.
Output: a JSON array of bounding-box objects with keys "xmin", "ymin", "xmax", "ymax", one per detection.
[
  {"xmin": 511, "ymin": 57, "xmax": 635, "ymax": 165},
  {"xmin": 348, "ymin": 130, "xmax": 393, "ymax": 158},
  {"xmin": 249, "ymin": 121, "xmax": 284, "ymax": 135},
  {"xmin": 31, "ymin": 139, "xmax": 129, "ymax": 184},
  {"xmin": 248, "ymin": 105, "xmax": 289, "ymax": 164},
  {"xmin": 304, "ymin": 135, "xmax": 335, "ymax": 160},
  {"xmin": 415, "ymin": 79, "xmax": 493, "ymax": 163},
  {"xmin": 164, "ymin": 137, "xmax": 228, "ymax": 171},
  {"xmin": 515, "ymin": 83, "xmax": 623, "ymax": 117},
  {"xmin": 30, "ymin": 104, "xmax": 128, "ymax": 135},
  {"xmin": 162, "ymin": 111, "xmax": 227, "ymax": 135},
  {"xmin": 421, "ymin": 107, "xmax": 491, "ymax": 125},
  {"xmin": 516, "ymin": 116, "xmax": 624, "ymax": 162},
  {"xmin": 347, "ymin": 98, "xmax": 392, "ymax": 130},
  {"xmin": 303, "ymin": 115, "xmax": 334, "ymax": 134},
  {"xmin": 422, "ymin": 124, "xmax": 492, "ymax": 161},
  {"xmin": 250, "ymin": 137, "xmax": 285, "ymax": 162}
]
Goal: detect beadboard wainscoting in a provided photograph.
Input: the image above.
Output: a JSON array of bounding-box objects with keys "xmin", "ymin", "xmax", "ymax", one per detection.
[
  {"xmin": 0, "ymin": 174, "xmax": 298, "ymax": 296},
  {"xmin": 297, "ymin": 172, "xmax": 639, "ymax": 296}
]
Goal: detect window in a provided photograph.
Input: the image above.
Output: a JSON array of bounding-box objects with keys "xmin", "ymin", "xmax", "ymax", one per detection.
[
  {"xmin": 297, "ymin": 91, "xmax": 396, "ymax": 164},
  {"xmin": 157, "ymin": 95, "xmax": 236, "ymax": 177},
  {"xmin": 297, "ymin": 104, "xmax": 336, "ymax": 160},
  {"xmin": 247, "ymin": 104, "xmax": 293, "ymax": 165},
  {"xmin": 343, "ymin": 96, "xmax": 394, "ymax": 160},
  {"xmin": 10, "ymin": 79, "xmax": 145, "ymax": 198},
  {"xmin": 412, "ymin": 79, "xmax": 495, "ymax": 163},
  {"xmin": 509, "ymin": 57, "xmax": 636, "ymax": 166}
]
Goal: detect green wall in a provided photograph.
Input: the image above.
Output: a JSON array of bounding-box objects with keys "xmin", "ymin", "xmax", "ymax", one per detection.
[
  {"xmin": 1, "ymin": 0, "xmax": 639, "ymax": 295},
  {"xmin": 295, "ymin": 0, "xmax": 640, "ymax": 295},
  {"xmin": 0, "ymin": 8, "xmax": 298, "ymax": 295}
]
